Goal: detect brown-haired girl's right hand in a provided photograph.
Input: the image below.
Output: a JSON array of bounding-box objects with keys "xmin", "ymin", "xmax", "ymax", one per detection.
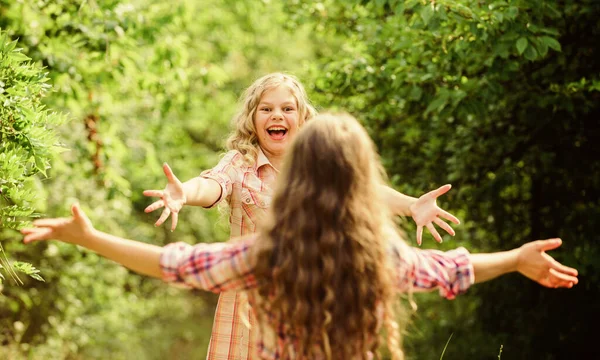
[
  {"xmin": 21, "ymin": 203, "xmax": 94, "ymax": 246},
  {"xmin": 143, "ymin": 163, "xmax": 187, "ymax": 231}
]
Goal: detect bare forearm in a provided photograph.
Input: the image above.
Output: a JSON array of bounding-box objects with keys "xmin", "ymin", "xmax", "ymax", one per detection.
[
  {"xmin": 182, "ymin": 177, "xmax": 222, "ymax": 207},
  {"xmin": 81, "ymin": 230, "xmax": 163, "ymax": 279},
  {"xmin": 380, "ymin": 185, "xmax": 417, "ymax": 216},
  {"xmin": 470, "ymin": 249, "xmax": 519, "ymax": 284}
]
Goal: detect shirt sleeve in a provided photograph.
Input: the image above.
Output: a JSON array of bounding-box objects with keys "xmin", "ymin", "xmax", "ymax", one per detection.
[
  {"xmin": 392, "ymin": 244, "xmax": 474, "ymax": 299},
  {"xmin": 199, "ymin": 150, "xmax": 244, "ymax": 208},
  {"xmin": 160, "ymin": 236, "xmax": 258, "ymax": 293}
]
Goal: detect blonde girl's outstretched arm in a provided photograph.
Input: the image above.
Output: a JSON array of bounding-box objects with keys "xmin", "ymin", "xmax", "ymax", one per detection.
[
  {"xmin": 143, "ymin": 163, "xmax": 223, "ymax": 231},
  {"xmin": 21, "ymin": 204, "xmax": 163, "ymax": 279},
  {"xmin": 381, "ymin": 184, "xmax": 460, "ymax": 245}
]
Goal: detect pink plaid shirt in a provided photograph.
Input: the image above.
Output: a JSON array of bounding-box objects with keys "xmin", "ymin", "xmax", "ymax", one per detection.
[
  {"xmin": 160, "ymin": 236, "xmax": 474, "ymax": 360},
  {"xmin": 200, "ymin": 149, "xmax": 277, "ymax": 360}
]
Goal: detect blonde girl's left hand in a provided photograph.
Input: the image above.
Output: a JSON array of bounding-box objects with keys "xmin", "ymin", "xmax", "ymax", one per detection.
[{"xmin": 410, "ymin": 184, "xmax": 460, "ymax": 246}]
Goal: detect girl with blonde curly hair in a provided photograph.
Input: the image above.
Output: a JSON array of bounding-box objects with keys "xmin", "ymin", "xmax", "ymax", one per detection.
[
  {"xmin": 23, "ymin": 113, "xmax": 578, "ymax": 360},
  {"xmin": 141, "ymin": 73, "xmax": 461, "ymax": 359}
]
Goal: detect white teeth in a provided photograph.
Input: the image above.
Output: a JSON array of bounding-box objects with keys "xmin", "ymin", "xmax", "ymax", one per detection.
[{"xmin": 268, "ymin": 127, "xmax": 286, "ymax": 131}]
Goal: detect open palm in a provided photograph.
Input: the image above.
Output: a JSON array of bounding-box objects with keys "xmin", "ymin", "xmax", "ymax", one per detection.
[
  {"xmin": 410, "ymin": 184, "xmax": 460, "ymax": 245},
  {"xmin": 143, "ymin": 163, "xmax": 186, "ymax": 231}
]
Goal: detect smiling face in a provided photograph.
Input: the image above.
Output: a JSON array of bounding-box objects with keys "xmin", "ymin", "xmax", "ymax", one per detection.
[{"xmin": 254, "ymin": 85, "xmax": 302, "ymax": 164}]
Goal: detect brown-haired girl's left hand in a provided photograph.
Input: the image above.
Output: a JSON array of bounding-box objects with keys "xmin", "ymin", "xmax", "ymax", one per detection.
[{"xmin": 410, "ymin": 184, "xmax": 460, "ymax": 246}]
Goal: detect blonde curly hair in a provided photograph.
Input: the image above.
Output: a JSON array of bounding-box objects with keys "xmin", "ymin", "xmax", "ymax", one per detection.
[
  {"xmin": 253, "ymin": 113, "xmax": 405, "ymax": 360},
  {"xmin": 226, "ymin": 73, "xmax": 317, "ymax": 166}
]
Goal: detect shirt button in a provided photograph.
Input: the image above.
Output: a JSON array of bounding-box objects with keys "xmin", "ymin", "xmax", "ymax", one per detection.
[
  {"xmin": 260, "ymin": 201, "xmax": 265, "ymax": 207},
  {"xmin": 245, "ymin": 198, "xmax": 251, "ymax": 203}
]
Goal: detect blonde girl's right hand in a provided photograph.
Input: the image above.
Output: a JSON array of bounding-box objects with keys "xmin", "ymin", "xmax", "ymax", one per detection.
[{"xmin": 143, "ymin": 163, "xmax": 187, "ymax": 231}]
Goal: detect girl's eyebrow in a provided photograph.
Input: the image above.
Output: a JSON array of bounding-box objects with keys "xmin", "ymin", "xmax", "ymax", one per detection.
[{"xmin": 258, "ymin": 100, "xmax": 297, "ymax": 106}]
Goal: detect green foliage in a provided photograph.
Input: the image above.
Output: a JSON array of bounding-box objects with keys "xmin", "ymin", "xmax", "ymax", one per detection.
[
  {"xmin": 0, "ymin": 27, "xmax": 63, "ymax": 230},
  {"xmin": 0, "ymin": 27, "xmax": 59, "ymax": 288},
  {"xmin": 12, "ymin": 261, "xmax": 44, "ymax": 282},
  {"xmin": 291, "ymin": 0, "xmax": 599, "ymax": 358},
  {"xmin": 1, "ymin": 0, "xmax": 316, "ymax": 358}
]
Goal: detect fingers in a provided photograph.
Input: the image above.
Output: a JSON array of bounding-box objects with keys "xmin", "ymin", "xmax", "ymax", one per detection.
[
  {"xmin": 539, "ymin": 238, "xmax": 578, "ymax": 278},
  {"xmin": 540, "ymin": 268, "xmax": 577, "ymax": 289},
  {"xmin": 155, "ymin": 207, "xmax": 171, "ymax": 227},
  {"xmin": 537, "ymin": 238, "xmax": 562, "ymax": 252},
  {"xmin": 548, "ymin": 268, "xmax": 578, "ymax": 286},
  {"xmin": 32, "ymin": 218, "xmax": 69, "ymax": 227},
  {"xmin": 416, "ymin": 226, "xmax": 423, "ymax": 246},
  {"xmin": 163, "ymin": 163, "xmax": 180, "ymax": 184},
  {"xmin": 431, "ymin": 184, "xmax": 452, "ymax": 198},
  {"xmin": 20, "ymin": 227, "xmax": 40, "ymax": 235},
  {"xmin": 433, "ymin": 217, "xmax": 455, "ymax": 236},
  {"xmin": 170, "ymin": 211, "xmax": 179, "ymax": 232},
  {"xmin": 439, "ymin": 209, "xmax": 460, "ymax": 225},
  {"xmin": 551, "ymin": 261, "xmax": 579, "ymax": 277},
  {"xmin": 426, "ymin": 223, "xmax": 443, "ymax": 243},
  {"xmin": 143, "ymin": 190, "xmax": 164, "ymax": 198},
  {"xmin": 145, "ymin": 200, "xmax": 165, "ymax": 213},
  {"xmin": 22, "ymin": 228, "xmax": 53, "ymax": 244},
  {"xmin": 547, "ymin": 253, "xmax": 579, "ymax": 277},
  {"xmin": 71, "ymin": 203, "xmax": 86, "ymax": 221}
]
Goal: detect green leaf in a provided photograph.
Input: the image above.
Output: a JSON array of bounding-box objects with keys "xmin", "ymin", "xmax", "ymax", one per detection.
[
  {"xmin": 425, "ymin": 92, "xmax": 449, "ymax": 115},
  {"xmin": 12, "ymin": 261, "xmax": 45, "ymax": 282},
  {"xmin": 0, "ymin": 31, "xmax": 7, "ymax": 48},
  {"xmin": 9, "ymin": 51, "xmax": 30, "ymax": 62},
  {"xmin": 541, "ymin": 36, "xmax": 562, "ymax": 52},
  {"xmin": 536, "ymin": 39, "xmax": 549, "ymax": 57},
  {"xmin": 524, "ymin": 45, "xmax": 538, "ymax": 60},
  {"xmin": 409, "ymin": 86, "xmax": 423, "ymax": 101},
  {"xmin": 516, "ymin": 38, "xmax": 528, "ymax": 55},
  {"xmin": 28, "ymin": 273, "xmax": 44, "ymax": 282},
  {"xmin": 420, "ymin": 4, "xmax": 434, "ymax": 25},
  {"xmin": 35, "ymin": 156, "xmax": 49, "ymax": 177},
  {"xmin": 452, "ymin": 4, "xmax": 475, "ymax": 19},
  {"xmin": 505, "ymin": 6, "xmax": 519, "ymax": 19}
]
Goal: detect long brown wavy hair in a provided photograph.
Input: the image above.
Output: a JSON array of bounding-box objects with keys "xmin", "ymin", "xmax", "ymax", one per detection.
[{"xmin": 253, "ymin": 113, "xmax": 404, "ymax": 359}]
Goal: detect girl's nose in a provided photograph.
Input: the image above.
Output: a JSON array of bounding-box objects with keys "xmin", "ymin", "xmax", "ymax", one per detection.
[{"xmin": 271, "ymin": 110, "xmax": 283, "ymax": 120}]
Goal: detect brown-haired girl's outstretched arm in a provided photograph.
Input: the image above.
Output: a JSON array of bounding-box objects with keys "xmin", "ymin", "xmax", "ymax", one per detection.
[
  {"xmin": 470, "ymin": 238, "xmax": 578, "ymax": 288},
  {"xmin": 21, "ymin": 203, "xmax": 255, "ymax": 291},
  {"xmin": 394, "ymin": 238, "xmax": 578, "ymax": 298},
  {"xmin": 22, "ymin": 203, "xmax": 164, "ymax": 279}
]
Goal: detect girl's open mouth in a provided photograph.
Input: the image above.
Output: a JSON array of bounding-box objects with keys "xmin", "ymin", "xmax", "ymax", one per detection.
[{"xmin": 267, "ymin": 127, "xmax": 288, "ymax": 140}]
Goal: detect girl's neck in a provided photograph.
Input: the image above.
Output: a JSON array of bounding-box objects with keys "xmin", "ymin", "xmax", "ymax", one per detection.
[
  {"xmin": 266, "ymin": 155, "xmax": 282, "ymax": 171},
  {"xmin": 262, "ymin": 149, "xmax": 283, "ymax": 171}
]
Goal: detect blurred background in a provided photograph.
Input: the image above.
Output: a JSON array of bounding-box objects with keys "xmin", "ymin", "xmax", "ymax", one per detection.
[{"xmin": 1, "ymin": 0, "xmax": 598, "ymax": 359}]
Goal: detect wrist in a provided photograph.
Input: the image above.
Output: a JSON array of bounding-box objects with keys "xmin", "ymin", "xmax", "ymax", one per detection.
[
  {"xmin": 76, "ymin": 227, "xmax": 98, "ymax": 247},
  {"xmin": 509, "ymin": 248, "xmax": 521, "ymax": 274},
  {"xmin": 406, "ymin": 197, "xmax": 418, "ymax": 217}
]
